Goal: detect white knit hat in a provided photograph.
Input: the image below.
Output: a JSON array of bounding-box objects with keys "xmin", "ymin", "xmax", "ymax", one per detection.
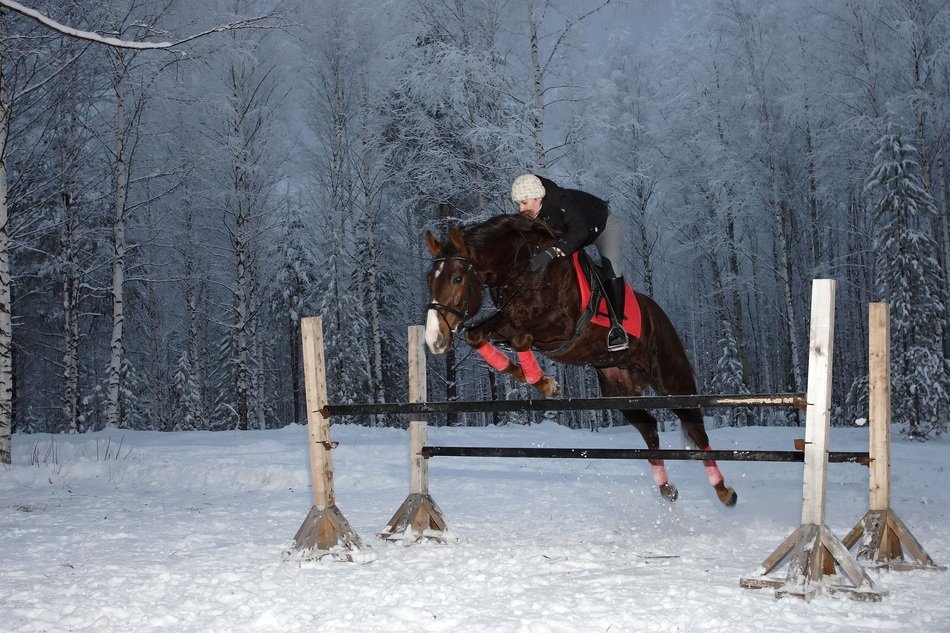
[{"xmin": 511, "ymin": 174, "xmax": 546, "ymax": 202}]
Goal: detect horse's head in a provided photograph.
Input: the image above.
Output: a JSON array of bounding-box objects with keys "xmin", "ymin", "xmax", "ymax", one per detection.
[
  {"xmin": 423, "ymin": 214, "xmax": 558, "ymax": 354},
  {"xmin": 424, "ymin": 226, "xmax": 484, "ymax": 354}
]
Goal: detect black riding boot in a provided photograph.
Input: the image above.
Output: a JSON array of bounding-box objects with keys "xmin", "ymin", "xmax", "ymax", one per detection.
[{"xmin": 604, "ymin": 276, "xmax": 629, "ymax": 351}]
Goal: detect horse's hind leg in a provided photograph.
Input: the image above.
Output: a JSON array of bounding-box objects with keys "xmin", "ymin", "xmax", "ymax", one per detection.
[
  {"xmin": 675, "ymin": 407, "xmax": 738, "ymax": 507},
  {"xmin": 596, "ymin": 368, "xmax": 677, "ymax": 502},
  {"xmin": 627, "ymin": 409, "xmax": 679, "ymax": 502}
]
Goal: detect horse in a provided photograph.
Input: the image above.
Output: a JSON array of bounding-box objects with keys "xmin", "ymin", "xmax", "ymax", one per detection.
[{"xmin": 424, "ymin": 213, "xmax": 737, "ymax": 506}]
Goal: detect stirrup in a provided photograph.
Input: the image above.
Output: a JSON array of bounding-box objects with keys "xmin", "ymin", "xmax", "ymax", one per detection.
[{"xmin": 606, "ymin": 325, "xmax": 628, "ymax": 351}]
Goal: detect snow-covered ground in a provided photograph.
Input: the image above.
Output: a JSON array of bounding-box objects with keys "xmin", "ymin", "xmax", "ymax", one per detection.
[{"xmin": 3, "ymin": 421, "xmax": 948, "ymax": 632}]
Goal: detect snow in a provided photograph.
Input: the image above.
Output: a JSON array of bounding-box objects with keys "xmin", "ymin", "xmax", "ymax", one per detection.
[{"xmin": 3, "ymin": 421, "xmax": 949, "ymax": 632}]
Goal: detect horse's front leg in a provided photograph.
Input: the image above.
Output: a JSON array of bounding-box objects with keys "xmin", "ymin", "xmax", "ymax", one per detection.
[
  {"xmin": 512, "ymin": 348, "xmax": 559, "ymax": 398},
  {"xmin": 466, "ymin": 330, "xmax": 559, "ymax": 398}
]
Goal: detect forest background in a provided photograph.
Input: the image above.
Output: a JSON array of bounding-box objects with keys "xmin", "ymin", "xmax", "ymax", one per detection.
[{"xmin": 0, "ymin": 0, "xmax": 947, "ymax": 460}]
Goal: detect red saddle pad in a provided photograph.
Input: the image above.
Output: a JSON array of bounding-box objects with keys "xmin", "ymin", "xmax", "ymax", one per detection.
[{"xmin": 571, "ymin": 252, "xmax": 642, "ymax": 339}]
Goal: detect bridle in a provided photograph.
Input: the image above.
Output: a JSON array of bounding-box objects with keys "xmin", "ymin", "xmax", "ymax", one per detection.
[
  {"xmin": 426, "ymin": 238, "xmax": 539, "ymax": 335},
  {"xmin": 426, "ymin": 256, "xmax": 482, "ymax": 335}
]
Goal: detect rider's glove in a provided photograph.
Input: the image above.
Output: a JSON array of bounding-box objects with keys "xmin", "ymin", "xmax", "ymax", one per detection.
[{"xmin": 529, "ymin": 248, "xmax": 559, "ymax": 274}]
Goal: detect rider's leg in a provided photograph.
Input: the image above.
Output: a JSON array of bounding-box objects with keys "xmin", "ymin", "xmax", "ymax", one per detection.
[
  {"xmin": 594, "ymin": 215, "xmax": 629, "ymax": 351},
  {"xmin": 603, "ymin": 276, "xmax": 628, "ymax": 351}
]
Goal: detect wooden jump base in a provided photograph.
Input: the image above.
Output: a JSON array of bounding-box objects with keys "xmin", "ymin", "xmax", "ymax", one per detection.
[
  {"xmin": 377, "ymin": 331, "xmax": 448, "ymax": 543},
  {"xmin": 287, "ymin": 317, "xmax": 370, "ymax": 562},
  {"xmin": 739, "ymin": 300, "xmax": 942, "ymax": 598},
  {"xmin": 840, "ymin": 303, "xmax": 943, "ymax": 572},
  {"xmin": 737, "ymin": 280, "xmax": 883, "ymax": 600}
]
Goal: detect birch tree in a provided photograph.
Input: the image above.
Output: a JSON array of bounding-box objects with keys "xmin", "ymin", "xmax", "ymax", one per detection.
[
  {"xmin": 0, "ymin": 49, "xmax": 11, "ymax": 462},
  {"xmin": 521, "ymin": 0, "xmax": 613, "ymax": 169},
  {"xmin": 0, "ymin": 6, "xmax": 88, "ymax": 459}
]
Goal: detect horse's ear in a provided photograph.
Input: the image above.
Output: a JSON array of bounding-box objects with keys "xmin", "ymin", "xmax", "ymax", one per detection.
[
  {"xmin": 425, "ymin": 231, "xmax": 442, "ymax": 256},
  {"xmin": 448, "ymin": 226, "xmax": 467, "ymax": 254}
]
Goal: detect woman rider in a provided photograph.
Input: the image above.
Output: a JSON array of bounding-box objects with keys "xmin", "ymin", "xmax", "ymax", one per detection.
[{"xmin": 510, "ymin": 173, "xmax": 629, "ymax": 352}]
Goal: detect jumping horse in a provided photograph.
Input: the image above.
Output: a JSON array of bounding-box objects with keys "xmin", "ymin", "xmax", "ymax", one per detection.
[{"xmin": 424, "ymin": 213, "xmax": 737, "ymax": 506}]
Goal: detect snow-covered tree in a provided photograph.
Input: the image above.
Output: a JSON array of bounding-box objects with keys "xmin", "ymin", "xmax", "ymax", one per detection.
[
  {"xmin": 269, "ymin": 201, "xmax": 321, "ymax": 423},
  {"xmin": 707, "ymin": 320, "xmax": 753, "ymax": 428},
  {"xmin": 171, "ymin": 351, "xmax": 205, "ymax": 431},
  {"xmin": 866, "ymin": 130, "xmax": 949, "ymax": 438}
]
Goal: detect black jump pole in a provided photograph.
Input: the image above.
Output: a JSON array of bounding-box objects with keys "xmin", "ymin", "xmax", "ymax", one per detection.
[
  {"xmin": 320, "ymin": 392, "xmax": 806, "ymax": 418},
  {"xmin": 420, "ymin": 445, "xmax": 870, "ymax": 465}
]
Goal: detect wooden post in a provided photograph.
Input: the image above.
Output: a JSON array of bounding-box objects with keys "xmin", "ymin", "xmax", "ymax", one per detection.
[
  {"xmin": 378, "ymin": 325, "xmax": 449, "ymax": 542},
  {"xmin": 841, "ymin": 303, "xmax": 943, "ymax": 571},
  {"xmin": 289, "ymin": 317, "xmax": 368, "ymax": 561},
  {"xmin": 740, "ymin": 279, "xmax": 883, "ymax": 601}
]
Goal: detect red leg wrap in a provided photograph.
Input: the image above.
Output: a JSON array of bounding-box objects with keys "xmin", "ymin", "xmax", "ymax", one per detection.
[
  {"xmin": 517, "ymin": 350, "xmax": 543, "ymax": 384},
  {"xmin": 476, "ymin": 343, "xmax": 510, "ymax": 372},
  {"xmin": 702, "ymin": 446, "xmax": 724, "ymax": 486},
  {"xmin": 648, "ymin": 459, "xmax": 668, "ymax": 486}
]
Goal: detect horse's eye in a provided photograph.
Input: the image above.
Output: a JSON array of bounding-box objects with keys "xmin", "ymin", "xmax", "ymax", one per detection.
[{"xmin": 452, "ymin": 275, "xmax": 463, "ymax": 284}]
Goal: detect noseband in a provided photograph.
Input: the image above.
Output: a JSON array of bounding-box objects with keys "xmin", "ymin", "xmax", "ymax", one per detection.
[{"xmin": 426, "ymin": 256, "xmax": 481, "ymax": 334}]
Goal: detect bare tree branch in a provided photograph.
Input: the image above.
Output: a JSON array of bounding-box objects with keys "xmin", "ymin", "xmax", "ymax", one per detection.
[{"xmin": 0, "ymin": 0, "xmax": 278, "ymax": 50}]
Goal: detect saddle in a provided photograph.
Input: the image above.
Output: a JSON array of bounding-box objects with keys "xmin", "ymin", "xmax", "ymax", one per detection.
[{"xmin": 571, "ymin": 251, "xmax": 642, "ymax": 339}]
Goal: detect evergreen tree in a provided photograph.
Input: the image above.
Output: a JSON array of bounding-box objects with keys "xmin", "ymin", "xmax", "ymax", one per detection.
[
  {"xmin": 116, "ymin": 357, "xmax": 147, "ymax": 430},
  {"xmin": 707, "ymin": 320, "xmax": 753, "ymax": 427},
  {"xmin": 171, "ymin": 351, "xmax": 205, "ymax": 431},
  {"xmin": 866, "ymin": 130, "xmax": 949, "ymax": 438},
  {"xmin": 269, "ymin": 202, "xmax": 322, "ymax": 424}
]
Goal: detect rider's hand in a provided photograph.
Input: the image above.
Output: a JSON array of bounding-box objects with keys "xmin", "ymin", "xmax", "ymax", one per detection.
[{"xmin": 529, "ymin": 248, "xmax": 558, "ymax": 273}]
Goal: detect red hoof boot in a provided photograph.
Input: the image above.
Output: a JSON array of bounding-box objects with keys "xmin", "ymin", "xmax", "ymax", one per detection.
[
  {"xmin": 659, "ymin": 482, "xmax": 679, "ymax": 502},
  {"xmin": 715, "ymin": 483, "xmax": 737, "ymax": 506}
]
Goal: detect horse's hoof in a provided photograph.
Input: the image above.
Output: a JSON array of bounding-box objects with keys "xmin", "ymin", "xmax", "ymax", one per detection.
[
  {"xmin": 534, "ymin": 376, "xmax": 559, "ymax": 398},
  {"xmin": 659, "ymin": 482, "xmax": 679, "ymax": 502},
  {"xmin": 716, "ymin": 484, "xmax": 738, "ymax": 507}
]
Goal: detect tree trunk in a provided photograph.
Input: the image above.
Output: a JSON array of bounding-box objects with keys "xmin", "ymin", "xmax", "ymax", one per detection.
[
  {"xmin": 361, "ymin": 152, "xmax": 385, "ymax": 404},
  {"xmin": 183, "ymin": 196, "xmax": 206, "ymax": 429},
  {"xmin": 290, "ymin": 313, "xmax": 301, "ymax": 422},
  {"xmin": 527, "ymin": 0, "xmax": 545, "ymax": 168},
  {"xmin": 0, "ymin": 83, "xmax": 12, "ymax": 463},
  {"xmin": 937, "ymin": 154, "xmax": 950, "ymax": 356},
  {"xmin": 774, "ymin": 198, "xmax": 803, "ymax": 393},
  {"xmin": 233, "ymin": 197, "xmax": 251, "ymax": 431},
  {"xmin": 61, "ymin": 191, "xmax": 80, "ymax": 432},
  {"xmin": 802, "ymin": 95, "xmax": 823, "ymax": 275},
  {"xmin": 107, "ymin": 53, "xmax": 128, "ymax": 429}
]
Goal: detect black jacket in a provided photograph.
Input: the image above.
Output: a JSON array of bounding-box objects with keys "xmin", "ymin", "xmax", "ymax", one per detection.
[{"xmin": 535, "ymin": 175, "xmax": 610, "ymax": 256}]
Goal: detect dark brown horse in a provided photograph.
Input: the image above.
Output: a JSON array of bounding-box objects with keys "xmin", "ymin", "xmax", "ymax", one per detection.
[{"xmin": 424, "ymin": 213, "xmax": 737, "ymax": 506}]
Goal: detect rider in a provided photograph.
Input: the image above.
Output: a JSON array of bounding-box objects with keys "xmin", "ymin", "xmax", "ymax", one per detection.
[{"xmin": 510, "ymin": 173, "xmax": 629, "ymax": 352}]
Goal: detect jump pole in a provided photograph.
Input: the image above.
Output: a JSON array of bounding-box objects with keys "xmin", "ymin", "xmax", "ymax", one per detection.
[
  {"xmin": 739, "ymin": 279, "xmax": 883, "ymax": 601},
  {"xmin": 289, "ymin": 316, "xmax": 368, "ymax": 560},
  {"xmin": 378, "ymin": 325, "xmax": 449, "ymax": 542},
  {"xmin": 841, "ymin": 302, "xmax": 943, "ymax": 571}
]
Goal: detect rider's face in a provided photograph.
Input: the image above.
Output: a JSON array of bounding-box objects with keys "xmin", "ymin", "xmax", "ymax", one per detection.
[{"xmin": 516, "ymin": 198, "xmax": 542, "ymax": 218}]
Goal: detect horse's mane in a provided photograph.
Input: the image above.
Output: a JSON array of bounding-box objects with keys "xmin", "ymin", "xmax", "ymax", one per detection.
[{"xmin": 461, "ymin": 214, "xmax": 556, "ymax": 252}]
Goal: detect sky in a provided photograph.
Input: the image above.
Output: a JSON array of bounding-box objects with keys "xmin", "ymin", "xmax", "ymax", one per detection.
[{"xmin": 3, "ymin": 421, "xmax": 949, "ymax": 632}]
